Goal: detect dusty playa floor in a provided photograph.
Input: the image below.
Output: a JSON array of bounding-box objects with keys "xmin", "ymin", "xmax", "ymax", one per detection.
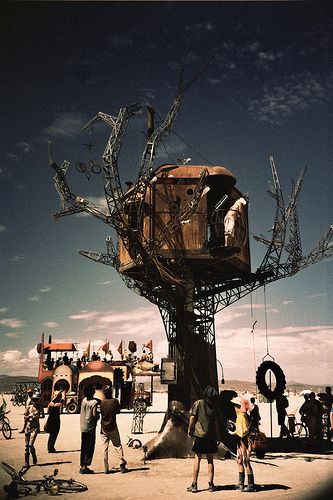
[{"xmin": 1, "ymin": 394, "xmax": 333, "ymax": 499}]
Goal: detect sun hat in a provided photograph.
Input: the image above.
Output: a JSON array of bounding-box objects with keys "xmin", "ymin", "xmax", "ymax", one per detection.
[
  {"xmin": 231, "ymin": 395, "xmax": 253, "ymax": 413},
  {"xmin": 203, "ymin": 386, "xmax": 218, "ymax": 406}
]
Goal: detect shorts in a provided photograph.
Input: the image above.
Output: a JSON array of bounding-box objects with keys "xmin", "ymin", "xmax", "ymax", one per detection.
[{"xmin": 192, "ymin": 437, "xmax": 218, "ymax": 455}]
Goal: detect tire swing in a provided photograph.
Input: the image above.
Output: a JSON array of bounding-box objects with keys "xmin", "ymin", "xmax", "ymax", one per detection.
[
  {"xmin": 256, "ymin": 359, "xmax": 286, "ymax": 401},
  {"xmin": 255, "ymin": 285, "xmax": 286, "ymax": 401}
]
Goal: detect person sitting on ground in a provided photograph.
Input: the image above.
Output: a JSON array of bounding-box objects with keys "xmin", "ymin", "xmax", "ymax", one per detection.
[
  {"xmin": 80, "ymin": 385, "xmax": 99, "ymax": 474},
  {"xmin": 187, "ymin": 386, "xmax": 219, "ymax": 493},
  {"xmin": 100, "ymin": 385, "xmax": 127, "ymax": 474}
]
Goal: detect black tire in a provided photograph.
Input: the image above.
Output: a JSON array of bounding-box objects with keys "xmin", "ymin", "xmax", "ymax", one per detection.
[
  {"xmin": 293, "ymin": 423, "xmax": 308, "ymax": 439},
  {"xmin": 55, "ymin": 479, "xmax": 88, "ymax": 493},
  {"xmin": 66, "ymin": 402, "xmax": 79, "ymax": 414},
  {"xmin": 255, "ymin": 451, "xmax": 265, "ymax": 459},
  {"xmin": 1, "ymin": 462, "xmax": 16, "ymax": 479},
  {"xmin": 4, "ymin": 481, "xmax": 19, "ymax": 499},
  {"xmin": 2, "ymin": 422, "xmax": 12, "ymax": 440},
  {"xmin": 131, "ymin": 439, "xmax": 142, "ymax": 449},
  {"xmin": 256, "ymin": 361, "xmax": 286, "ymax": 400}
]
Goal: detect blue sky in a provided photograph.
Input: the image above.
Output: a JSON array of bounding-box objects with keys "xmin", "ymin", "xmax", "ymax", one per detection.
[{"xmin": 0, "ymin": 1, "xmax": 332, "ymax": 384}]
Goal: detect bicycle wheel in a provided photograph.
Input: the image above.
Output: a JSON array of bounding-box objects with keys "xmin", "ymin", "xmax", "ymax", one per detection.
[
  {"xmin": 2, "ymin": 422, "xmax": 12, "ymax": 439},
  {"xmin": 55, "ymin": 478, "xmax": 88, "ymax": 493},
  {"xmin": 1, "ymin": 462, "xmax": 17, "ymax": 479},
  {"xmin": 293, "ymin": 423, "xmax": 307, "ymax": 438}
]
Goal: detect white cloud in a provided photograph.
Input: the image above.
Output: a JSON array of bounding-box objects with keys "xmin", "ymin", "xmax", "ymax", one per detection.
[
  {"xmin": 45, "ymin": 112, "xmax": 86, "ymax": 138},
  {"xmin": 15, "ymin": 141, "xmax": 33, "ymax": 154},
  {"xmin": 0, "ymin": 224, "xmax": 6, "ymax": 232},
  {"xmin": 96, "ymin": 281, "xmax": 114, "ymax": 286},
  {"xmin": 0, "ymin": 348, "xmax": 39, "ymax": 377},
  {"xmin": 69, "ymin": 310, "xmax": 102, "ymax": 321},
  {"xmin": 249, "ymin": 41, "xmax": 260, "ymax": 52},
  {"xmin": 5, "ymin": 153, "xmax": 19, "ymax": 160},
  {"xmin": 4, "ymin": 332, "xmax": 19, "ymax": 338},
  {"xmin": 215, "ymin": 322, "xmax": 333, "ymax": 384},
  {"xmin": 258, "ymin": 50, "xmax": 283, "ymax": 62},
  {"xmin": 0, "ymin": 317, "xmax": 26, "ymax": 328},
  {"xmin": 39, "ymin": 287, "xmax": 52, "ymax": 293},
  {"xmin": 11, "ymin": 255, "xmax": 25, "ymax": 262},
  {"xmin": 0, "ymin": 307, "xmax": 9, "ymax": 313},
  {"xmin": 2, "ymin": 350, "xmax": 22, "ymax": 362},
  {"xmin": 249, "ymin": 72, "xmax": 333, "ymax": 124},
  {"xmin": 28, "ymin": 295, "xmax": 40, "ymax": 302},
  {"xmin": 43, "ymin": 322, "xmax": 58, "ymax": 328},
  {"xmin": 185, "ymin": 21, "xmax": 215, "ymax": 33}
]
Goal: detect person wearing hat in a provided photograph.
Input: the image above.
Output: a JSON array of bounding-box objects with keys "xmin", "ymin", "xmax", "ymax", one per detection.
[
  {"xmin": 232, "ymin": 395, "xmax": 256, "ymax": 493},
  {"xmin": 45, "ymin": 392, "xmax": 63, "ymax": 453},
  {"xmin": 187, "ymin": 386, "xmax": 219, "ymax": 493},
  {"xmin": 100, "ymin": 385, "xmax": 127, "ymax": 474},
  {"xmin": 23, "ymin": 392, "xmax": 41, "ymax": 467}
]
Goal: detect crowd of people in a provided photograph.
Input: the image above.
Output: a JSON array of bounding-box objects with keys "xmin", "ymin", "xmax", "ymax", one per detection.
[
  {"xmin": 43, "ymin": 348, "xmax": 154, "ymax": 372},
  {"xmin": 20, "ymin": 385, "xmax": 127, "ymax": 475},
  {"xmin": 299, "ymin": 387, "xmax": 333, "ymax": 443},
  {"xmin": 18, "ymin": 384, "xmax": 333, "ymax": 493}
]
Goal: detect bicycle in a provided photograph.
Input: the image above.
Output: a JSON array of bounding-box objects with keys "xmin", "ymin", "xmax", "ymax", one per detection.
[
  {"xmin": 1, "ymin": 462, "xmax": 87, "ymax": 499},
  {"xmin": 288, "ymin": 414, "xmax": 308, "ymax": 438},
  {"xmin": 0, "ymin": 406, "xmax": 12, "ymax": 439}
]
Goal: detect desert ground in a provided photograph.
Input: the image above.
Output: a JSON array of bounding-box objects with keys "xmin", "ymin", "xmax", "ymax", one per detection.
[{"xmin": 1, "ymin": 393, "xmax": 333, "ymax": 500}]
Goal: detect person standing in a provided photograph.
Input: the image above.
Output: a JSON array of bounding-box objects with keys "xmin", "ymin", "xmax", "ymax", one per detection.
[
  {"xmin": 249, "ymin": 397, "xmax": 261, "ymax": 431},
  {"xmin": 24, "ymin": 393, "xmax": 41, "ymax": 467},
  {"xmin": 233, "ymin": 396, "xmax": 256, "ymax": 493},
  {"xmin": 187, "ymin": 386, "xmax": 219, "ymax": 493},
  {"xmin": 276, "ymin": 395, "xmax": 291, "ymax": 438},
  {"xmin": 100, "ymin": 385, "xmax": 127, "ymax": 474},
  {"xmin": 300, "ymin": 392, "xmax": 323, "ymax": 444},
  {"xmin": 45, "ymin": 392, "xmax": 62, "ymax": 453},
  {"xmin": 79, "ymin": 385, "xmax": 99, "ymax": 474},
  {"xmin": 19, "ymin": 387, "xmax": 35, "ymax": 433}
]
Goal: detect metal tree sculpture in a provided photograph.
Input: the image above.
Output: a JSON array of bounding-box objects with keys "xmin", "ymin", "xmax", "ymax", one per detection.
[{"xmin": 48, "ymin": 76, "xmax": 332, "ymax": 449}]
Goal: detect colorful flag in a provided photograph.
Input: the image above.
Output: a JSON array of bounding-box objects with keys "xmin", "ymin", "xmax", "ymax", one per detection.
[
  {"xmin": 83, "ymin": 341, "xmax": 90, "ymax": 359},
  {"xmin": 144, "ymin": 339, "xmax": 153, "ymax": 352},
  {"xmin": 117, "ymin": 340, "xmax": 123, "ymax": 358},
  {"xmin": 100, "ymin": 341, "xmax": 109, "ymax": 354}
]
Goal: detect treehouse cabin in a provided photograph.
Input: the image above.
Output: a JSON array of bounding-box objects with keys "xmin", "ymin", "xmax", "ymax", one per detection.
[{"xmin": 119, "ymin": 164, "xmax": 250, "ymax": 282}]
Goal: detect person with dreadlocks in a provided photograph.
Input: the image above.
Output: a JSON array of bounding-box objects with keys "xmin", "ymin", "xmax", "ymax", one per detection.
[{"xmin": 187, "ymin": 386, "xmax": 219, "ymax": 493}]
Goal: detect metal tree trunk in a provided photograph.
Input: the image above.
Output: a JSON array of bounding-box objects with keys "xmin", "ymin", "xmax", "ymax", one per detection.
[{"xmin": 161, "ymin": 280, "xmax": 218, "ymax": 410}]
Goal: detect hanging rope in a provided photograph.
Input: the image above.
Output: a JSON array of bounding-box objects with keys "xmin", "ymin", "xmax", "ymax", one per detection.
[{"xmin": 262, "ymin": 284, "xmax": 273, "ymax": 361}]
